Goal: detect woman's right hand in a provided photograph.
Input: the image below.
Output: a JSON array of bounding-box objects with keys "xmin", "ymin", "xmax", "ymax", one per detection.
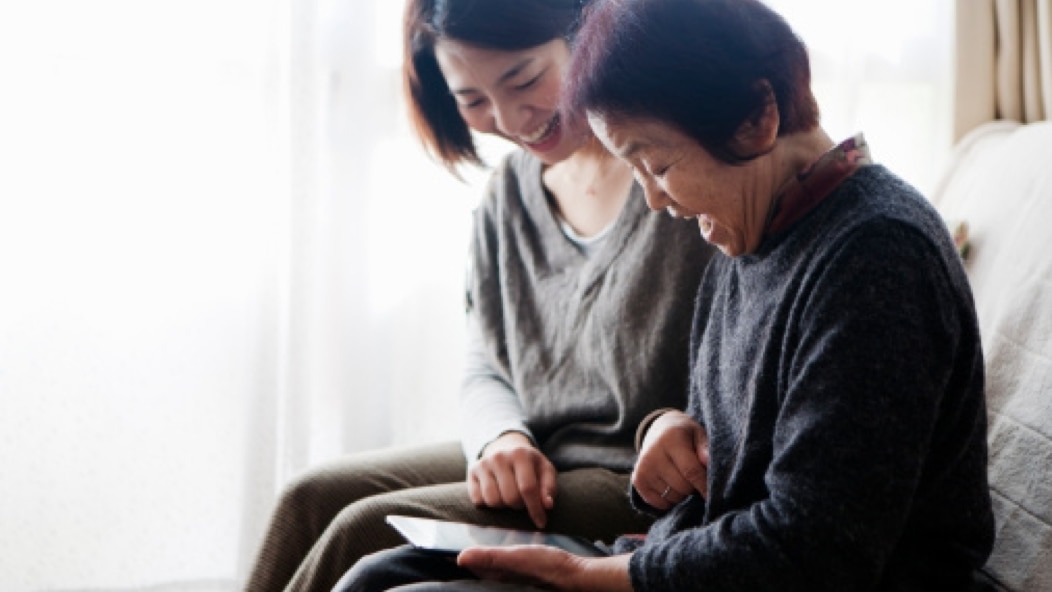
[
  {"xmin": 469, "ymin": 431, "xmax": 558, "ymax": 529},
  {"xmin": 632, "ymin": 410, "xmax": 710, "ymax": 510}
]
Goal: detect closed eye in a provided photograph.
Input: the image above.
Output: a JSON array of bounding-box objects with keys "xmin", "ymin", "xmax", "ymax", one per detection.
[
  {"xmin": 513, "ymin": 73, "xmax": 543, "ymax": 91},
  {"xmin": 649, "ymin": 164, "xmax": 670, "ymax": 177},
  {"xmin": 458, "ymin": 96, "xmax": 486, "ymax": 109}
]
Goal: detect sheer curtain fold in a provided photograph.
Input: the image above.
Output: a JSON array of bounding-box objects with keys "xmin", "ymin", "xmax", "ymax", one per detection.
[
  {"xmin": 0, "ymin": 0, "xmax": 463, "ymax": 589},
  {"xmin": 955, "ymin": 0, "xmax": 1052, "ymax": 141},
  {"xmin": 765, "ymin": 0, "xmax": 955, "ymax": 194}
]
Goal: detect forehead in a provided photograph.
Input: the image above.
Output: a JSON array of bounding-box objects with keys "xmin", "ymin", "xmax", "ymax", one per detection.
[
  {"xmin": 433, "ymin": 39, "xmax": 567, "ymax": 89},
  {"xmin": 587, "ymin": 112, "xmax": 683, "ymax": 161}
]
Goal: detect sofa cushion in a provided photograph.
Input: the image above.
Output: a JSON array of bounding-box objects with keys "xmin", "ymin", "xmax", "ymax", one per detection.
[{"xmin": 931, "ymin": 120, "xmax": 1052, "ymax": 591}]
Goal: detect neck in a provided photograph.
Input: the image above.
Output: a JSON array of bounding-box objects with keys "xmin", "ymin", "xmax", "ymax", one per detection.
[
  {"xmin": 761, "ymin": 129, "xmax": 836, "ymax": 214},
  {"xmin": 761, "ymin": 128, "xmax": 863, "ymax": 239},
  {"xmin": 555, "ymin": 136, "xmax": 624, "ymax": 178},
  {"xmin": 739, "ymin": 128, "xmax": 836, "ymax": 254},
  {"xmin": 542, "ymin": 137, "xmax": 634, "ymax": 237},
  {"xmin": 773, "ymin": 128, "xmax": 837, "ymax": 187}
]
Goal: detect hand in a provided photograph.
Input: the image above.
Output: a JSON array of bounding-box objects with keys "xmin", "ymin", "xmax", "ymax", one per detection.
[
  {"xmin": 632, "ymin": 410, "xmax": 710, "ymax": 510},
  {"xmin": 458, "ymin": 546, "xmax": 633, "ymax": 592},
  {"xmin": 469, "ymin": 432, "xmax": 558, "ymax": 528}
]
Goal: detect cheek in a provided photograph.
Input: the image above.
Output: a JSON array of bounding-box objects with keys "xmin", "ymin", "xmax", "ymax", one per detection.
[
  {"xmin": 531, "ymin": 79, "xmax": 563, "ymax": 109},
  {"xmin": 665, "ymin": 176, "xmax": 704, "ymax": 208},
  {"xmin": 458, "ymin": 107, "xmax": 492, "ymax": 134}
]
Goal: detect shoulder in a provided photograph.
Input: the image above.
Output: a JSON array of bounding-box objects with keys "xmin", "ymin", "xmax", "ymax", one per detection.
[
  {"xmin": 798, "ymin": 168, "xmax": 975, "ymax": 324},
  {"xmin": 834, "ymin": 166, "xmax": 942, "ymax": 233},
  {"xmin": 480, "ymin": 150, "xmax": 538, "ymax": 199},
  {"xmin": 474, "ymin": 150, "xmax": 540, "ymax": 221},
  {"xmin": 818, "ymin": 166, "xmax": 962, "ymax": 275}
]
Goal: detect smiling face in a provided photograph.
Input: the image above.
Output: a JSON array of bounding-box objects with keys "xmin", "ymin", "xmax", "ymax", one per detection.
[
  {"xmin": 434, "ymin": 38, "xmax": 590, "ymax": 165},
  {"xmin": 589, "ymin": 113, "xmax": 779, "ymax": 257}
]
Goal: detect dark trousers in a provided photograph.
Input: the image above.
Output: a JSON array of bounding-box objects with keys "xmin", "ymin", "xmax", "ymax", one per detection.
[{"xmin": 333, "ymin": 545, "xmax": 548, "ymax": 592}]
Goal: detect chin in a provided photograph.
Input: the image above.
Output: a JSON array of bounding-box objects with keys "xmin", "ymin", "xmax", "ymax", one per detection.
[{"xmin": 527, "ymin": 142, "xmax": 577, "ymax": 165}]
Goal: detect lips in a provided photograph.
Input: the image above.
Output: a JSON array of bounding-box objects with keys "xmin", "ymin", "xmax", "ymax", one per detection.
[
  {"xmin": 519, "ymin": 114, "xmax": 560, "ymax": 147},
  {"xmin": 666, "ymin": 206, "xmax": 691, "ymax": 219},
  {"xmin": 665, "ymin": 204, "xmax": 700, "ymax": 221}
]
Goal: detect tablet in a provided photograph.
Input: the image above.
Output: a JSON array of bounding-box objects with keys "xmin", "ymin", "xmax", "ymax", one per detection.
[{"xmin": 385, "ymin": 514, "xmax": 609, "ymax": 558}]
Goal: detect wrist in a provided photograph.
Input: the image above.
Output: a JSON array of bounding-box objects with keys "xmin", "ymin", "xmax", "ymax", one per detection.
[
  {"xmin": 481, "ymin": 430, "xmax": 535, "ymax": 457},
  {"xmin": 577, "ymin": 554, "xmax": 634, "ymax": 592},
  {"xmin": 635, "ymin": 408, "xmax": 679, "ymax": 451}
]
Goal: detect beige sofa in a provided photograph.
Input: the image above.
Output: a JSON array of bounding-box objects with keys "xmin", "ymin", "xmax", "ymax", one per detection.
[{"xmin": 930, "ymin": 120, "xmax": 1052, "ymax": 591}]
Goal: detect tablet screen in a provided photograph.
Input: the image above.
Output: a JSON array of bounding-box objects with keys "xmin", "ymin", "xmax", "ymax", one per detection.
[{"xmin": 385, "ymin": 514, "xmax": 609, "ymax": 558}]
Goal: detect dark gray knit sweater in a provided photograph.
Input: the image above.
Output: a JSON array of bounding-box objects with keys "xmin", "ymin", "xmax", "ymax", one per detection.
[
  {"xmin": 467, "ymin": 150, "xmax": 714, "ymax": 472},
  {"xmin": 622, "ymin": 165, "xmax": 995, "ymax": 591}
]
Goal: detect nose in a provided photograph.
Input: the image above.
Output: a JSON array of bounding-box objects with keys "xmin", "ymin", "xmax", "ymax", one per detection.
[
  {"xmin": 491, "ymin": 101, "xmax": 528, "ymax": 137},
  {"xmin": 638, "ymin": 176, "xmax": 672, "ymax": 211}
]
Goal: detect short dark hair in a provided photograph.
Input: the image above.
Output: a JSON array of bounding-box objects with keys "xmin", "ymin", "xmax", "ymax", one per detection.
[
  {"xmin": 564, "ymin": 0, "xmax": 820, "ymax": 164},
  {"xmin": 403, "ymin": 0, "xmax": 591, "ymax": 172}
]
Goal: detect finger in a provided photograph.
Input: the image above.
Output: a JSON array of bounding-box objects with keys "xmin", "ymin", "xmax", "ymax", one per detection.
[
  {"xmin": 515, "ymin": 464, "xmax": 548, "ymax": 529},
  {"xmin": 694, "ymin": 427, "xmax": 710, "ymax": 497},
  {"xmin": 458, "ymin": 547, "xmax": 502, "ymax": 581},
  {"xmin": 694, "ymin": 423, "xmax": 710, "ymax": 465},
  {"xmin": 459, "ymin": 545, "xmax": 569, "ymax": 586},
  {"xmin": 460, "ymin": 547, "xmax": 517, "ymax": 581},
  {"xmin": 494, "ymin": 461, "xmax": 525, "ymax": 509},
  {"xmin": 475, "ymin": 464, "xmax": 506, "ymax": 508},
  {"xmin": 538, "ymin": 459, "xmax": 557, "ymax": 510},
  {"xmin": 632, "ymin": 453, "xmax": 682, "ymax": 508},
  {"xmin": 667, "ymin": 445, "xmax": 707, "ymax": 498},
  {"xmin": 468, "ymin": 470, "xmax": 484, "ymax": 506},
  {"xmin": 656, "ymin": 478, "xmax": 688, "ymax": 506},
  {"xmin": 635, "ymin": 477, "xmax": 675, "ymax": 510},
  {"xmin": 631, "ymin": 465, "xmax": 660, "ymax": 508},
  {"xmin": 631, "ymin": 448, "xmax": 669, "ymax": 492}
]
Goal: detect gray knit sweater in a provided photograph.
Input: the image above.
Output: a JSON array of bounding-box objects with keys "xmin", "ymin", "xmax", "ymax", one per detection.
[
  {"xmin": 465, "ymin": 150, "xmax": 713, "ymax": 472},
  {"xmin": 622, "ymin": 165, "xmax": 995, "ymax": 590}
]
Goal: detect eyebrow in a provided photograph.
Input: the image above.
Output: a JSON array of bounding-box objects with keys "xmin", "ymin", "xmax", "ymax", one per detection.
[
  {"xmin": 619, "ymin": 141, "xmax": 644, "ymax": 161},
  {"xmin": 449, "ymin": 57, "xmax": 535, "ymax": 96}
]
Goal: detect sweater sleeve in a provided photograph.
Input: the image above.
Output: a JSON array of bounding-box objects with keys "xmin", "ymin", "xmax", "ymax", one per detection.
[
  {"xmin": 459, "ymin": 309, "xmax": 534, "ymax": 461},
  {"xmin": 630, "ymin": 221, "xmax": 984, "ymax": 591}
]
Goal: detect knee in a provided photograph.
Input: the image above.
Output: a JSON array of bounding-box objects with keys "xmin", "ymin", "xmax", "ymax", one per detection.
[
  {"xmin": 272, "ymin": 470, "xmax": 335, "ymax": 526},
  {"xmin": 274, "ymin": 463, "xmax": 385, "ymax": 531},
  {"xmin": 326, "ymin": 496, "xmax": 394, "ymax": 541}
]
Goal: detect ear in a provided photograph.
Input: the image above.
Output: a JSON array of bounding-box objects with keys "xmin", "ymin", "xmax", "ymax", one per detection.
[{"xmin": 730, "ymin": 80, "xmax": 779, "ymax": 157}]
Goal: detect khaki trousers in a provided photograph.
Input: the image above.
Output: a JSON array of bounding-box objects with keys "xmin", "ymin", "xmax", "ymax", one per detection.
[{"xmin": 242, "ymin": 441, "xmax": 651, "ymax": 592}]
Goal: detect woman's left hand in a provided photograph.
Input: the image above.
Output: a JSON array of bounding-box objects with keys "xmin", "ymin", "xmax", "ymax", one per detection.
[
  {"xmin": 632, "ymin": 410, "xmax": 710, "ymax": 510},
  {"xmin": 457, "ymin": 546, "xmax": 634, "ymax": 592}
]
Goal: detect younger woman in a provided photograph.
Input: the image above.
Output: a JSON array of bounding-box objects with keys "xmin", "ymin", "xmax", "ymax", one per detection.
[{"xmin": 242, "ymin": 1, "xmax": 712, "ymax": 590}]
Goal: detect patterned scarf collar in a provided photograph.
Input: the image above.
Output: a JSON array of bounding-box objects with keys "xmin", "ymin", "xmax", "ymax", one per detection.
[{"xmin": 763, "ymin": 133, "xmax": 873, "ymax": 239}]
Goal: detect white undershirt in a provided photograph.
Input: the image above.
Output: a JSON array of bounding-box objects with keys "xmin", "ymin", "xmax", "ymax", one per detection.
[{"xmin": 557, "ymin": 214, "xmax": 616, "ymax": 257}]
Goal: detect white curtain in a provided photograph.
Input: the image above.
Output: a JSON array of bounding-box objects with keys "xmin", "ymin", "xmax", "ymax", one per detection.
[
  {"xmin": 767, "ymin": 0, "xmax": 956, "ymax": 195},
  {"xmin": 0, "ymin": 1, "xmax": 952, "ymax": 590},
  {"xmin": 0, "ymin": 0, "xmax": 492, "ymax": 590}
]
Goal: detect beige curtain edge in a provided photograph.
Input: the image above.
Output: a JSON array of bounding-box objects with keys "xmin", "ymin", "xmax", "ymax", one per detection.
[
  {"xmin": 995, "ymin": 0, "xmax": 1023, "ymax": 122},
  {"xmin": 1022, "ymin": 0, "xmax": 1045, "ymax": 121},
  {"xmin": 1039, "ymin": 0, "xmax": 1052, "ymax": 119},
  {"xmin": 954, "ymin": 0, "xmax": 999, "ymax": 142}
]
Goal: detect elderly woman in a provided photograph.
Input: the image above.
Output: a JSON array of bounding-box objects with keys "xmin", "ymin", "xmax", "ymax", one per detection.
[{"xmin": 335, "ymin": 0, "xmax": 995, "ymax": 590}]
